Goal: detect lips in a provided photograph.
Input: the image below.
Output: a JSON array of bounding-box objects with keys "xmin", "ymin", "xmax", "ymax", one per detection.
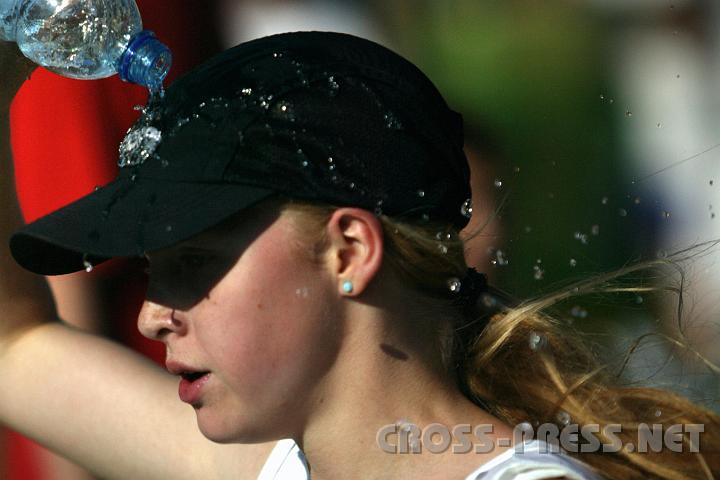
[
  {"xmin": 166, "ymin": 360, "xmax": 211, "ymax": 405},
  {"xmin": 178, "ymin": 372, "xmax": 211, "ymax": 404}
]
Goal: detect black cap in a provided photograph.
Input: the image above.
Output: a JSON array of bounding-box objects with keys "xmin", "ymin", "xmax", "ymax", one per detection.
[{"xmin": 10, "ymin": 31, "xmax": 472, "ymax": 275}]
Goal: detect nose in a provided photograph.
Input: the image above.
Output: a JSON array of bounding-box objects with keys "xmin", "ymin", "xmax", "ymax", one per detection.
[{"xmin": 138, "ymin": 300, "xmax": 187, "ymax": 341}]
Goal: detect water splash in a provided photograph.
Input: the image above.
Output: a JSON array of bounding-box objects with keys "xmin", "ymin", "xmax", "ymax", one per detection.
[
  {"xmin": 528, "ymin": 331, "xmax": 547, "ymax": 350},
  {"xmin": 460, "ymin": 199, "xmax": 473, "ymax": 218}
]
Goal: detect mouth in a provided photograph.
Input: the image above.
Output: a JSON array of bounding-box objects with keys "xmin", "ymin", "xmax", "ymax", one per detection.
[
  {"xmin": 178, "ymin": 371, "xmax": 211, "ymax": 405},
  {"xmin": 180, "ymin": 370, "xmax": 210, "ymax": 381}
]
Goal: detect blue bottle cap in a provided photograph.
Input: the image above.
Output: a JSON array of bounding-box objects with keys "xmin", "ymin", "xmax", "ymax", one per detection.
[{"xmin": 118, "ymin": 30, "xmax": 172, "ymax": 90}]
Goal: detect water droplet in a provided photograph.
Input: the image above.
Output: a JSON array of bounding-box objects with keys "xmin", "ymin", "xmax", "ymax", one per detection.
[
  {"xmin": 599, "ymin": 94, "xmax": 605, "ymax": 101},
  {"xmin": 569, "ymin": 258, "xmax": 577, "ymax": 267},
  {"xmin": 301, "ymin": 160, "xmax": 309, "ymax": 167},
  {"xmin": 447, "ymin": 277, "xmax": 462, "ymax": 293},
  {"xmin": 657, "ymin": 123, "xmax": 662, "ymax": 128},
  {"xmin": 524, "ymin": 225, "xmax": 533, "ymax": 233},
  {"xmin": 591, "ymin": 225, "xmax": 600, "ymax": 236},
  {"xmin": 618, "ymin": 208, "xmax": 628, "ymax": 217},
  {"xmin": 460, "ymin": 199, "xmax": 473, "ymax": 218},
  {"xmin": 712, "ymin": 213, "xmax": 716, "ymax": 219},
  {"xmin": 676, "ymin": 74, "xmax": 680, "ymax": 79},
  {"xmin": 609, "ymin": 98, "xmax": 615, "ymax": 104},
  {"xmin": 349, "ymin": 182, "xmax": 356, "ymax": 190},
  {"xmin": 165, "ymin": 225, "xmax": 173, "ymax": 232},
  {"xmin": 481, "ymin": 293, "xmax": 497, "ymax": 308},
  {"xmin": 327, "ymin": 75, "xmax": 340, "ymax": 96},
  {"xmin": 437, "ymin": 243, "xmax": 448, "ymax": 254},
  {"xmin": 241, "ymin": 87, "xmax": 253, "ymax": 96},
  {"xmin": 492, "ymin": 250, "xmax": 509, "ymax": 266},
  {"xmin": 272, "ymin": 52, "xmax": 283, "ymax": 58},
  {"xmin": 494, "ymin": 179, "xmax": 503, "ymax": 188},
  {"xmin": 536, "ymin": 258, "xmax": 542, "ymax": 264},
  {"xmin": 601, "ymin": 196, "xmax": 608, "ymax": 205},
  {"xmin": 94, "ymin": 185, "xmax": 101, "ymax": 192},
  {"xmin": 160, "ymin": 159, "xmax": 169, "ymax": 168},
  {"xmin": 417, "ymin": 190, "xmax": 425, "ymax": 198},
  {"xmin": 556, "ymin": 410, "xmax": 571, "ymax": 426},
  {"xmin": 625, "ymin": 110, "xmax": 633, "ymax": 118},
  {"xmin": 634, "ymin": 197, "xmax": 641, "ymax": 205},
  {"xmin": 533, "ymin": 265, "xmax": 545, "ymax": 280},
  {"xmin": 663, "ymin": 211, "xmax": 671, "ymax": 219},
  {"xmin": 383, "ymin": 112, "xmax": 403, "ymax": 130},
  {"xmin": 528, "ymin": 331, "xmax": 547, "ymax": 350},
  {"xmin": 573, "ymin": 232, "xmax": 588, "ymax": 244},
  {"xmin": 710, "ymin": 180, "xmax": 714, "ymax": 186},
  {"xmin": 654, "ymin": 409, "xmax": 662, "ymax": 417},
  {"xmin": 513, "ymin": 166, "xmax": 521, "ymax": 173},
  {"xmin": 82, "ymin": 254, "xmax": 94, "ymax": 273},
  {"xmin": 421, "ymin": 213, "xmax": 430, "ymax": 222}
]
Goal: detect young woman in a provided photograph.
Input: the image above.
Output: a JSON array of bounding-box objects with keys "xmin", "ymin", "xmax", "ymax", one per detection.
[{"xmin": 1, "ymin": 31, "xmax": 718, "ymax": 479}]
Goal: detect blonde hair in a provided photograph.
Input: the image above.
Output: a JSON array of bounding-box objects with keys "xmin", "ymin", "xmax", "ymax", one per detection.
[{"xmin": 281, "ymin": 199, "xmax": 720, "ymax": 480}]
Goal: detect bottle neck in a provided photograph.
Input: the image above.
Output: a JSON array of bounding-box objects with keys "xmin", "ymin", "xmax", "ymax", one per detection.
[
  {"xmin": 0, "ymin": 0, "xmax": 19, "ymax": 41},
  {"xmin": 117, "ymin": 30, "xmax": 172, "ymax": 90}
]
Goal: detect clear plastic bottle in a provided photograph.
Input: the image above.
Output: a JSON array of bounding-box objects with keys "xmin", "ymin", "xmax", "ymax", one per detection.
[{"xmin": 0, "ymin": 0, "xmax": 171, "ymax": 89}]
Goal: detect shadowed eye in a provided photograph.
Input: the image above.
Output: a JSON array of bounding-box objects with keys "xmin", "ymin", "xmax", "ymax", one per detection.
[{"xmin": 180, "ymin": 254, "xmax": 206, "ymax": 269}]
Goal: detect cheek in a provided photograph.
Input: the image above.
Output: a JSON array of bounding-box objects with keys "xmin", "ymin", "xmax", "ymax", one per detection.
[{"xmin": 201, "ymin": 249, "xmax": 340, "ymax": 395}]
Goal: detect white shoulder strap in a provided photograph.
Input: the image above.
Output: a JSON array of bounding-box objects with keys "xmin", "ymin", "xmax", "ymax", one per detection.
[
  {"xmin": 257, "ymin": 439, "xmax": 310, "ymax": 480},
  {"xmin": 465, "ymin": 440, "xmax": 601, "ymax": 480}
]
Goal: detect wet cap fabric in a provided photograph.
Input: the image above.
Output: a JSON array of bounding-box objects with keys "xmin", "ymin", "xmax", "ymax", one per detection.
[{"xmin": 11, "ymin": 31, "xmax": 472, "ymax": 275}]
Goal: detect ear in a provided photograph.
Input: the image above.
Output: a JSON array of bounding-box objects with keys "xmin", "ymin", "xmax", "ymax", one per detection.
[{"xmin": 325, "ymin": 208, "xmax": 384, "ymax": 296}]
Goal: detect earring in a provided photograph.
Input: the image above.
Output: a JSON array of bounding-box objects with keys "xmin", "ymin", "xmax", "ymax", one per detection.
[{"xmin": 342, "ymin": 280, "xmax": 354, "ymax": 294}]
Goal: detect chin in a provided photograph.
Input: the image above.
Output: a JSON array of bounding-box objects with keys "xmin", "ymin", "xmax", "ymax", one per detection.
[{"xmin": 196, "ymin": 410, "xmax": 278, "ymax": 444}]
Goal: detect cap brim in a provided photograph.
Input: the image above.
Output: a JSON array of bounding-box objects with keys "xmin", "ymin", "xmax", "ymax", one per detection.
[{"xmin": 10, "ymin": 175, "xmax": 274, "ymax": 275}]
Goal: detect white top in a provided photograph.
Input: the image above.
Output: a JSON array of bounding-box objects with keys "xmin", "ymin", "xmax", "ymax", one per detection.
[{"xmin": 257, "ymin": 439, "xmax": 601, "ymax": 479}]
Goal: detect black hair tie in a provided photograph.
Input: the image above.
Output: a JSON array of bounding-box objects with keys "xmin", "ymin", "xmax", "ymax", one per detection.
[{"xmin": 457, "ymin": 267, "xmax": 488, "ymax": 307}]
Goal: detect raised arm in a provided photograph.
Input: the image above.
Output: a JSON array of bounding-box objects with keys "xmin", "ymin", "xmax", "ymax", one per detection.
[{"xmin": 0, "ymin": 43, "xmax": 273, "ymax": 480}]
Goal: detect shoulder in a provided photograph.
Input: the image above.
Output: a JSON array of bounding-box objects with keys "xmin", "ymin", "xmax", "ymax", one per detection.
[
  {"xmin": 464, "ymin": 440, "xmax": 602, "ymax": 480},
  {"xmin": 257, "ymin": 439, "xmax": 310, "ymax": 480}
]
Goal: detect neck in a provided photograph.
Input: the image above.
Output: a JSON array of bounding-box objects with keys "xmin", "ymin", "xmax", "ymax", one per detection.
[{"xmin": 293, "ymin": 308, "xmax": 515, "ymax": 480}]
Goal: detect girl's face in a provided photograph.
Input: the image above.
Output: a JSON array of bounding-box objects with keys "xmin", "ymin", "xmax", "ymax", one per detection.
[{"xmin": 138, "ymin": 204, "xmax": 343, "ymax": 443}]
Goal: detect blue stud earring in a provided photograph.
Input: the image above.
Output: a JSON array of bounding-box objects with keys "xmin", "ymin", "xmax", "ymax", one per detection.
[{"xmin": 342, "ymin": 280, "xmax": 354, "ymax": 294}]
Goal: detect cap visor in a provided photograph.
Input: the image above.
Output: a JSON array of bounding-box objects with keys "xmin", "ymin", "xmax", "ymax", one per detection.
[{"xmin": 10, "ymin": 176, "xmax": 274, "ymax": 275}]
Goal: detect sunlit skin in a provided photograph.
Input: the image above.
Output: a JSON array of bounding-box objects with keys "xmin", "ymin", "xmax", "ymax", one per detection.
[{"xmin": 138, "ymin": 199, "xmax": 516, "ymax": 479}]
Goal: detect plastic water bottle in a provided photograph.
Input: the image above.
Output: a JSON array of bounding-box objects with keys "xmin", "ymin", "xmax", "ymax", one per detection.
[{"xmin": 0, "ymin": 0, "xmax": 171, "ymax": 90}]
